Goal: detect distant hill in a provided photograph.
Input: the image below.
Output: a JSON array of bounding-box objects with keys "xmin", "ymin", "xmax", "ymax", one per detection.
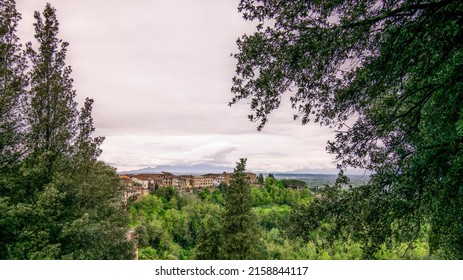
[
  {"xmin": 282, "ymin": 168, "xmax": 340, "ymax": 175},
  {"xmin": 273, "ymin": 173, "xmax": 370, "ymax": 187},
  {"xmin": 287, "ymin": 168, "xmax": 371, "ymax": 176},
  {"xmin": 118, "ymin": 164, "xmax": 234, "ymax": 175}
]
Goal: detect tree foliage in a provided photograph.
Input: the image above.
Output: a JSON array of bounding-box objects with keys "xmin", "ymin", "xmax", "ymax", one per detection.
[
  {"xmin": 222, "ymin": 158, "xmax": 266, "ymax": 259},
  {"xmin": 129, "ymin": 174, "xmax": 435, "ymax": 259},
  {"xmin": 195, "ymin": 213, "xmax": 223, "ymax": 259},
  {"xmin": 0, "ymin": 0, "xmax": 27, "ymax": 172},
  {"xmin": 231, "ymin": 0, "xmax": 463, "ymax": 258},
  {"xmin": 0, "ymin": 2, "xmax": 134, "ymax": 259},
  {"xmin": 24, "ymin": 3, "xmax": 78, "ymax": 183}
]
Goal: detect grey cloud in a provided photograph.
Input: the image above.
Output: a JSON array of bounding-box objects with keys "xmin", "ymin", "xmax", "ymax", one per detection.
[{"xmin": 15, "ymin": 0, "xmax": 338, "ymax": 172}]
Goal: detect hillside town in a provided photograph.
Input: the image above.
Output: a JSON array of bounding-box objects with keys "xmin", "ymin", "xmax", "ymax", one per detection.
[{"xmin": 119, "ymin": 172, "xmax": 257, "ymax": 200}]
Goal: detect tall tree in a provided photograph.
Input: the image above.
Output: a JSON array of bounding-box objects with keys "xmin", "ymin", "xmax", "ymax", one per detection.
[
  {"xmin": 257, "ymin": 173, "xmax": 264, "ymax": 184},
  {"xmin": 0, "ymin": 0, "xmax": 27, "ymax": 171},
  {"xmin": 25, "ymin": 3, "xmax": 78, "ymax": 184},
  {"xmin": 222, "ymin": 158, "xmax": 265, "ymax": 259},
  {"xmin": 0, "ymin": 3, "xmax": 134, "ymax": 259},
  {"xmin": 230, "ymin": 0, "xmax": 463, "ymax": 258},
  {"xmin": 0, "ymin": 0, "xmax": 28, "ymax": 259}
]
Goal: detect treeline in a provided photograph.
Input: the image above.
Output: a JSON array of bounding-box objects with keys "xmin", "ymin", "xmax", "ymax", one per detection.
[
  {"xmin": 129, "ymin": 159, "xmax": 436, "ymax": 260},
  {"xmin": 0, "ymin": 2, "xmax": 134, "ymax": 259}
]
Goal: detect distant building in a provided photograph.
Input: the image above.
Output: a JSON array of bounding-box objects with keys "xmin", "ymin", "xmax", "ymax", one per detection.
[
  {"xmin": 119, "ymin": 175, "xmax": 132, "ymax": 185},
  {"xmin": 119, "ymin": 170, "xmax": 258, "ymax": 197},
  {"xmin": 177, "ymin": 175, "xmax": 193, "ymax": 191},
  {"xmin": 203, "ymin": 173, "xmax": 226, "ymax": 186},
  {"xmin": 191, "ymin": 176, "xmax": 214, "ymax": 189},
  {"xmin": 119, "ymin": 175, "xmax": 149, "ymax": 200}
]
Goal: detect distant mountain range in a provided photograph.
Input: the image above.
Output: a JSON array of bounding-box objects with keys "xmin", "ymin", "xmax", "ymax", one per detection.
[
  {"xmin": 117, "ymin": 164, "xmax": 369, "ymax": 176},
  {"xmin": 118, "ymin": 164, "xmax": 234, "ymax": 175}
]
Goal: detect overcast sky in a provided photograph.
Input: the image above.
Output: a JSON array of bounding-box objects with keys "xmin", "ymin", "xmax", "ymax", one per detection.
[{"xmin": 15, "ymin": 0, "xmax": 342, "ymax": 173}]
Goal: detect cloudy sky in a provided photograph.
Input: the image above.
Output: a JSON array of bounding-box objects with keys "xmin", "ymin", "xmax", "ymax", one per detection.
[{"xmin": 15, "ymin": 0, "xmax": 342, "ymax": 173}]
